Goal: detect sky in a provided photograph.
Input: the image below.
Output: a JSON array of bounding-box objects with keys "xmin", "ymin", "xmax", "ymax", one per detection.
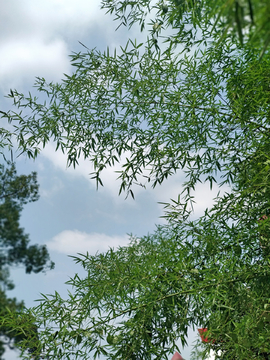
[{"xmin": 0, "ymin": 1, "xmax": 224, "ymax": 359}]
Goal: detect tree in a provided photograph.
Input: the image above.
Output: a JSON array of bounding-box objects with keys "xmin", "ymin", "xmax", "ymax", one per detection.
[
  {"xmin": 100, "ymin": 0, "xmax": 270, "ymax": 56},
  {"xmin": 0, "ymin": 162, "xmax": 54, "ymax": 359},
  {"xmin": 5, "ymin": 169, "xmax": 270, "ymax": 358},
  {"xmin": 1, "ymin": 0, "xmax": 270, "ymax": 358}
]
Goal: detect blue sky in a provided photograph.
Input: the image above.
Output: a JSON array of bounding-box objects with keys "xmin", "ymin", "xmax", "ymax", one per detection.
[{"xmin": 0, "ymin": 1, "xmax": 226, "ymax": 358}]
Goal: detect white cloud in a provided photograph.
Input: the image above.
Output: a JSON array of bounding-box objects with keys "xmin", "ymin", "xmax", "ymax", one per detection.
[
  {"xmin": 189, "ymin": 181, "xmax": 229, "ymax": 216},
  {"xmin": 0, "ymin": 0, "xmax": 102, "ymax": 42},
  {"xmin": 0, "ymin": 38, "xmax": 70, "ymax": 92},
  {"xmin": 0, "ymin": 0, "xmax": 113, "ymax": 91},
  {"xmin": 47, "ymin": 229, "xmax": 130, "ymax": 255}
]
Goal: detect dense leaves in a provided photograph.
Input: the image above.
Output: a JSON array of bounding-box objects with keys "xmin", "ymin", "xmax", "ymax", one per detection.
[
  {"xmin": 6, "ymin": 175, "xmax": 270, "ymax": 359},
  {"xmin": 1, "ymin": 0, "xmax": 270, "ymax": 359},
  {"xmin": 0, "ymin": 290, "xmax": 40, "ymax": 359},
  {"xmin": 0, "ymin": 163, "xmax": 54, "ymax": 358},
  {"xmin": 4, "ymin": 46, "xmax": 270, "ymax": 201},
  {"xmin": 101, "ymin": 0, "xmax": 270, "ymax": 56},
  {"xmin": 0, "ymin": 163, "xmax": 53, "ymax": 274}
]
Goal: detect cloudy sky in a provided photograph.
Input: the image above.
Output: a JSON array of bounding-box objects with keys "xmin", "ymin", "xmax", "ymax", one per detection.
[{"xmin": 0, "ymin": 1, "xmax": 225, "ymax": 359}]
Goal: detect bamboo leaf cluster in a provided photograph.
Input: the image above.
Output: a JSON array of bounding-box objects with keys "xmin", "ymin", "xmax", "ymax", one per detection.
[{"xmin": 1, "ymin": 0, "xmax": 270, "ymax": 358}]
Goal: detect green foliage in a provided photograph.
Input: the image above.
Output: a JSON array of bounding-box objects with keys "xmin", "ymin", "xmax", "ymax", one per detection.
[
  {"xmin": 0, "ymin": 289, "xmax": 40, "ymax": 359},
  {"xmin": 3, "ymin": 45, "xmax": 270, "ymax": 201},
  {"xmin": 3, "ymin": 143, "xmax": 270, "ymax": 359},
  {"xmin": 101, "ymin": 0, "xmax": 270, "ymax": 56},
  {"xmin": 0, "ymin": 163, "xmax": 54, "ymax": 358},
  {"xmin": 0, "ymin": 288, "xmax": 24, "ymax": 358},
  {"xmin": 1, "ymin": 0, "xmax": 269, "ymax": 199},
  {"xmin": 4, "ymin": 180, "xmax": 270, "ymax": 359},
  {"xmin": 1, "ymin": 0, "xmax": 270, "ymax": 358},
  {"xmin": 0, "ymin": 163, "xmax": 53, "ymax": 274},
  {"xmin": 226, "ymin": 57, "xmax": 270, "ymax": 123}
]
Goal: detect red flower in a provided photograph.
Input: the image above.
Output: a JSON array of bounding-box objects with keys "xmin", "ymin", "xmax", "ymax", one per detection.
[{"xmin": 198, "ymin": 328, "xmax": 215, "ymax": 343}]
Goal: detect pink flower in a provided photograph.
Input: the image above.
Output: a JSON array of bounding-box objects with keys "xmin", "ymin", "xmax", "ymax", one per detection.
[{"xmin": 171, "ymin": 351, "xmax": 184, "ymax": 360}]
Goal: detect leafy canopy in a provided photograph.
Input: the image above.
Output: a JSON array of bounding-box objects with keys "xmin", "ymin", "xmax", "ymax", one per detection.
[
  {"xmin": 6, "ymin": 170, "xmax": 270, "ymax": 359},
  {"xmin": 3, "ymin": 45, "xmax": 270, "ymax": 201},
  {"xmin": 1, "ymin": 1, "xmax": 269, "ymax": 199},
  {"xmin": 1, "ymin": 0, "xmax": 270, "ymax": 359},
  {"xmin": 0, "ymin": 163, "xmax": 54, "ymax": 358}
]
